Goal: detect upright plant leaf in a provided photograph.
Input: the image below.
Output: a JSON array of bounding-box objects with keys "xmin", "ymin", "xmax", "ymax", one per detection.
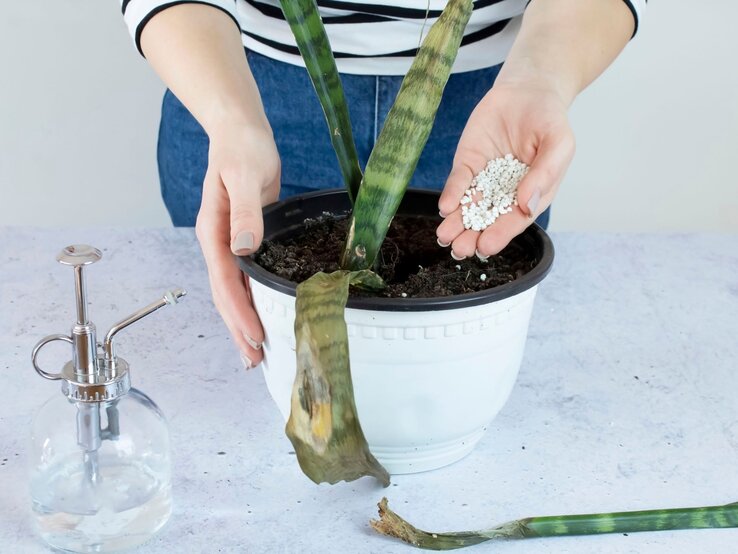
[
  {"xmin": 284, "ymin": 0, "xmax": 471, "ymax": 486},
  {"xmin": 371, "ymin": 497, "xmax": 738, "ymax": 550},
  {"xmin": 341, "ymin": 0, "xmax": 473, "ymax": 270},
  {"xmin": 279, "ymin": 0, "xmax": 363, "ymax": 202},
  {"xmin": 286, "ymin": 270, "xmax": 390, "ymax": 486}
]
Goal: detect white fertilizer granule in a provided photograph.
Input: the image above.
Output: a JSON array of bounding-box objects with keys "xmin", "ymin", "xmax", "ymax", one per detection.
[{"xmin": 461, "ymin": 154, "xmax": 529, "ymax": 232}]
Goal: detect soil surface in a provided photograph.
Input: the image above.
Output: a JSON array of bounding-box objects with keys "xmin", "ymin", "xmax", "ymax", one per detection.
[{"xmin": 254, "ymin": 214, "xmax": 540, "ymax": 298}]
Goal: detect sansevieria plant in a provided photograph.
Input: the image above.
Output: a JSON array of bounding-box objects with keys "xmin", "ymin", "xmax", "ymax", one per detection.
[{"xmin": 278, "ymin": 0, "xmax": 473, "ymax": 486}]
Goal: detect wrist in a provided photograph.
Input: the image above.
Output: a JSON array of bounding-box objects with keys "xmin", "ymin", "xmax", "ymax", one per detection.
[
  {"xmin": 496, "ymin": 57, "xmax": 580, "ymax": 107},
  {"xmin": 203, "ymin": 101, "xmax": 273, "ymax": 140}
]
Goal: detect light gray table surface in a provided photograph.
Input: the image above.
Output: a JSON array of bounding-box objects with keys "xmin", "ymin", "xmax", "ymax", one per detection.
[{"xmin": 1, "ymin": 227, "xmax": 737, "ymax": 554}]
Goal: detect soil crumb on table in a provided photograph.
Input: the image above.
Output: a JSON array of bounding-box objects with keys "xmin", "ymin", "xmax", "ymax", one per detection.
[{"xmin": 254, "ymin": 215, "xmax": 540, "ymax": 298}]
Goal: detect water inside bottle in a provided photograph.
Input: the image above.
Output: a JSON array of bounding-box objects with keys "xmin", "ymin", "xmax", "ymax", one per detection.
[{"xmin": 31, "ymin": 453, "xmax": 171, "ymax": 553}]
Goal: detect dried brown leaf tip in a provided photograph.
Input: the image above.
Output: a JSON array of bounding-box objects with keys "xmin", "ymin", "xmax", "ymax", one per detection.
[{"xmin": 370, "ymin": 497, "xmax": 423, "ymax": 547}]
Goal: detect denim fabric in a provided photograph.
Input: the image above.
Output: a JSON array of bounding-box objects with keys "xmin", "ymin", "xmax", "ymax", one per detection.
[{"xmin": 158, "ymin": 50, "xmax": 550, "ymax": 230}]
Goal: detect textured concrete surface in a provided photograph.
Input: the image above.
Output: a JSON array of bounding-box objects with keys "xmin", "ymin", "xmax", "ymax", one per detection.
[{"xmin": 1, "ymin": 227, "xmax": 736, "ymax": 553}]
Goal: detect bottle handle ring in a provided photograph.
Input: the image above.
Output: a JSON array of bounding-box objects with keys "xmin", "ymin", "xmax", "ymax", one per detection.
[{"xmin": 31, "ymin": 334, "xmax": 72, "ymax": 380}]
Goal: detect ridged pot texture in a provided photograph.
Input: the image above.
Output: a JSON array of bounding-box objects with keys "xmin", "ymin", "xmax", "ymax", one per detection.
[{"xmin": 239, "ymin": 189, "xmax": 554, "ymax": 473}]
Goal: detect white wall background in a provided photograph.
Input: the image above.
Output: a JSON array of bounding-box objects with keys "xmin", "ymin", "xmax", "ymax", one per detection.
[{"xmin": 1, "ymin": 1, "xmax": 736, "ymax": 230}]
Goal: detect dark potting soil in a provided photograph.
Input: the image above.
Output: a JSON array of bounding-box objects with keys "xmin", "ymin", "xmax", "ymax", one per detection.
[{"xmin": 254, "ymin": 215, "xmax": 540, "ymax": 298}]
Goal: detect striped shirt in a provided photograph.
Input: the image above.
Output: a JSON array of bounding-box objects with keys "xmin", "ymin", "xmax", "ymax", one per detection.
[{"xmin": 121, "ymin": 0, "xmax": 644, "ymax": 75}]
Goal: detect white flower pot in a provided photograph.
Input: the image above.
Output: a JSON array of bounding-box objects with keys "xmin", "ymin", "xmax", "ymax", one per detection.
[{"xmin": 240, "ymin": 190, "xmax": 553, "ymax": 475}]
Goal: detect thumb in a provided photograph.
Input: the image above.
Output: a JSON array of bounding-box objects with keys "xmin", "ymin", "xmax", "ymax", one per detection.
[
  {"xmin": 517, "ymin": 127, "xmax": 575, "ymax": 218},
  {"xmin": 439, "ymin": 164, "xmax": 474, "ymax": 217},
  {"xmin": 226, "ymin": 174, "xmax": 266, "ymax": 256}
]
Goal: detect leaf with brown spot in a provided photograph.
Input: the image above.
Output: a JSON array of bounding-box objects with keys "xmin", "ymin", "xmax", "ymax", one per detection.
[{"xmin": 286, "ymin": 270, "xmax": 389, "ymax": 486}]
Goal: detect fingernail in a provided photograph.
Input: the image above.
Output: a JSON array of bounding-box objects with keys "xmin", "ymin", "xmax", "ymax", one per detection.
[
  {"xmin": 451, "ymin": 250, "xmax": 466, "ymax": 261},
  {"xmin": 244, "ymin": 333, "xmax": 262, "ymax": 350},
  {"xmin": 475, "ymin": 249, "xmax": 489, "ymax": 262},
  {"xmin": 437, "ymin": 237, "xmax": 451, "ymax": 248},
  {"xmin": 232, "ymin": 231, "xmax": 254, "ymax": 255},
  {"xmin": 527, "ymin": 190, "xmax": 541, "ymax": 220},
  {"xmin": 240, "ymin": 352, "xmax": 255, "ymax": 370},
  {"xmin": 439, "ymin": 210, "xmax": 446, "ymax": 218}
]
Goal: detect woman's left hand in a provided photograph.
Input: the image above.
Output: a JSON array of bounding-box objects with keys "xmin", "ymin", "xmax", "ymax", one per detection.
[{"xmin": 436, "ymin": 78, "xmax": 576, "ymax": 259}]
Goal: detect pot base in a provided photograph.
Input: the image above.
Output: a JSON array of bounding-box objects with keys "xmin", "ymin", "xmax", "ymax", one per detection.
[{"xmin": 370, "ymin": 427, "xmax": 485, "ymax": 474}]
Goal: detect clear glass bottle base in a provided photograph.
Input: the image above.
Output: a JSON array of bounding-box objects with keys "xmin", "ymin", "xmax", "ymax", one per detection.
[{"xmin": 31, "ymin": 458, "xmax": 171, "ymax": 553}]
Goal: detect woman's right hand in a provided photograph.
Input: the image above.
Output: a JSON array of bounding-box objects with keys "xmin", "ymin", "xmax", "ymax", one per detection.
[{"xmin": 195, "ymin": 123, "xmax": 281, "ymax": 368}]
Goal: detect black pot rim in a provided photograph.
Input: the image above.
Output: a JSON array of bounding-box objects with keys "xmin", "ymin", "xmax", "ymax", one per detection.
[{"xmin": 238, "ymin": 188, "xmax": 555, "ymax": 312}]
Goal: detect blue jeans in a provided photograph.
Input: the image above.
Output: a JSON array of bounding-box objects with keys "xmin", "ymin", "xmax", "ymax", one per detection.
[{"xmin": 158, "ymin": 50, "xmax": 550, "ymax": 229}]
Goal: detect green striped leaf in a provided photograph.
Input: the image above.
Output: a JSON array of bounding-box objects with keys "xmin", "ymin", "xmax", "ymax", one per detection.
[
  {"xmin": 279, "ymin": 0, "xmax": 363, "ymax": 202},
  {"xmin": 371, "ymin": 497, "xmax": 738, "ymax": 550},
  {"xmin": 340, "ymin": 0, "xmax": 473, "ymax": 270},
  {"xmin": 286, "ymin": 270, "xmax": 390, "ymax": 486}
]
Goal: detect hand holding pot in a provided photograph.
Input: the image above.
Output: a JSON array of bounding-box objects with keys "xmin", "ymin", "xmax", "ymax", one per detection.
[
  {"xmin": 436, "ymin": 79, "xmax": 575, "ymax": 260},
  {"xmin": 140, "ymin": 4, "xmax": 281, "ymax": 368},
  {"xmin": 195, "ymin": 124, "xmax": 280, "ymax": 367}
]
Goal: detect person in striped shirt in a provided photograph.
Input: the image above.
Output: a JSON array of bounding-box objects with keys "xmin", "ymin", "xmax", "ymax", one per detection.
[{"xmin": 120, "ymin": 0, "xmax": 644, "ymax": 368}]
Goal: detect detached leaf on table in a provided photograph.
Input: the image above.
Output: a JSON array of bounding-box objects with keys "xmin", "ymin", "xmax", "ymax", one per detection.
[{"xmin": 371, "ymin": 497, "xmax": 738, "ymax": 550}]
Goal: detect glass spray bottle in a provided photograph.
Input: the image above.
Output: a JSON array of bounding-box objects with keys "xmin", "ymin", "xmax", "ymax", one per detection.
[{"xmin": 30, "ymin": 244, "xmax": 185, "ymax": 552}]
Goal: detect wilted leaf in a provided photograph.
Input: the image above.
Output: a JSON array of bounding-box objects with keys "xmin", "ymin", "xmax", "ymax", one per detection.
[{"xmin": 286, "ymin": 270, "xmax": 389, "ymax": 486}]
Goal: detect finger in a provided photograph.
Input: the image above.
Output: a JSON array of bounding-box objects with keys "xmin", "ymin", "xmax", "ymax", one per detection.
[
  {"xmin": 218, "ymin": 273, "xmax": 265, "ymax": 348},
  {"xmin": 240, "ymin": 273, "xmax": 265, "ymax": 348},
  {"xmin": 223, "ymin": 171, "xmax": 267, "ymax": 256},
  {"xmin": 439, "ymin": 164, "xmax": 474, "ymax": 217},
  {"xmin": 450, "ymin": 229, "xmax": 479, "ymax": 260},
  {"xmin": 437, "ymin": 207, "xmax": 481, "ymax": 260},
  {"xmin": 436, "ymin": 206, "xmax": 466, "ymax": 247},
  {"xmin": 517, "ymin": 128, "xmax": 575, "ymax": 218},
  {"xmin": 201, "ymin": 224, "xmax": 265, "ymax": 364},
  {"xmin": 218, "ymin": 312, "xmax": 263, "ymax": 369},
  {"xmin": 212, "ymin": 276, "xmax": 265, "ymax": 367},
  {"xmin": 196, "ymin": 169, "xmax": 264, "ymax": 365}
]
